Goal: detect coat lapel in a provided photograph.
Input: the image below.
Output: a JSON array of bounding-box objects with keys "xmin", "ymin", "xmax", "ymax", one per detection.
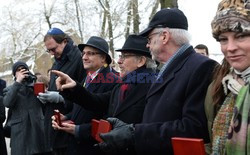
[
  {"xmin": 147, "ymin": 48, "xmax": 194, "ymax": 99},
  {"xmin": 114, "ymin": 83, "xmax": 149, "ymax": 116}
]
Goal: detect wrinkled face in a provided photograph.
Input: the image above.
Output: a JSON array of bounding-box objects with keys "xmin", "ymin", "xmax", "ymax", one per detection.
[
  {"xmin": 146, "ymin": 30, "xmax": 162, "ymax": 62},
  {"xmin": 82, "ymin": 46, "xmax": 106, "ymax": 71},
  {"xmin": 117, "ymin": 52, "xmax": 141, "ymax": 78},
  {"xmin": 218, "ymin": 32, "xmax": 250, "ymax": 71},
  {"xmin": 194, "ymin": 48, "xmax": 208, "ymax": 57},
  {"xmin": 45, "ymin": 37, "xmax": 66, "ymax": 59}
]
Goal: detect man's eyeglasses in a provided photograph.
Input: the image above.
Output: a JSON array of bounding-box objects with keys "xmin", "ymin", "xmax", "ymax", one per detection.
[
  {"xmin": 46, "ymin": 46, "xmax": 58, "ymax": 53},
  {"xmin": 147, "ymin": 31, "xmax": 162, "ymax": 44},
  {"xmin": 118, "ymin": 54, "xmax": 137, "ymax": 61},
  {"xmin": 81, "ymin": 51, "xmax": 101, "ymax": 57}
]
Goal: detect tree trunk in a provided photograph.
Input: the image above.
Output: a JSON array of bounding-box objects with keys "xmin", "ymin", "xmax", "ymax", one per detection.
[
  {"xmin": 149, "ymin": 0, "xmax": 160, "ymax": 21},
  {"xmin": 74, "ymin": 0, "xmax": 83, "ymax": 42},
  {"xmin": 125, "ymin": 1, "xmax": 132, "ymax": 39},
  {"xmin": 160, "ymin": 0, "xmax": 178, "ymax": 9},
  {"xmin": 105, "ymin": 0, "xmax": 114, "ymax": 61},
  {"xmin": 132, "ymin": 0, "xmax": 139, "ymax": 34}
]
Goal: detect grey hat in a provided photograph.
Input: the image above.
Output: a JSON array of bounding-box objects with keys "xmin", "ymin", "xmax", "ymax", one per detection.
[{"xmin": 78, "ymin": 36, "xmax": 112, "ymax": 64}]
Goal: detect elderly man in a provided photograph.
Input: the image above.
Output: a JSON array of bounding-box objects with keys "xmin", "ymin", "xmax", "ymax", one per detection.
[
  {"xmin": 54, "ymin": 36, "xmax": 119, "ymax": 155},
  {"xmin": 90, "ymin": 8, "xmax": 217, "ymax": 154},
  {"xmin": 52, "ymin": 34, "xmax": 157, "ymax": 154}
]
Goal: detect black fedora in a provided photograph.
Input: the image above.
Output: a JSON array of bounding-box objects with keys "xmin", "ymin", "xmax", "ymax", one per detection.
[
  {"xmin": 115, "ymin": 34, "xmax": 151, "ymax": 58},
  {"xmin": 78, "ymin": 36, "xmax": 112, "ymax": 64}
]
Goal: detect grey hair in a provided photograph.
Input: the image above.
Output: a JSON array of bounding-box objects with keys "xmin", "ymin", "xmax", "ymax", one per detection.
[
  {"xmin": 156, "ymin": 27, "xmax": 191, "ymax": 46},
  {"xmin": 145, "ymin": 57, "xmax": 157, "ymax": 69},
  {"xmin": 135, "ymin": 56, "xmax": 157, "ymax": 70}
]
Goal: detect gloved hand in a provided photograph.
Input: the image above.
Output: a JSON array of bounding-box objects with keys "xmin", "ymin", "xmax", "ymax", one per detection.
[
  {"xmin": 98, "ymin": 118, "xmax": 135, "ymax": 153},
  {"xmin": 37, "ymin": 91, "xmax": 65, "ymax": 104}
]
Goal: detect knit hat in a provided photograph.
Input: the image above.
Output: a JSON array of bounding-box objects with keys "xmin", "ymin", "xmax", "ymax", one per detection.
[
  {"xmin": 211, "ymin": 0, "xmax": 250, "ymax": 40},
  {"xmin": 12, "ymin": 61, "xmax": 29, "ymax": 76},
  {"xmin": 139, "ymin": 8, "xmax": 188, "ymax": 37},
  {"xmin": 47, "ymin": 28, "xmax": 65, "ymax": 35}
]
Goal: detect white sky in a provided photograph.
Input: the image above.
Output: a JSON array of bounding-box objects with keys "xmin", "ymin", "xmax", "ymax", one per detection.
[
  {"xmin": 0, "ymin": 0, "xmax": 224, "ymax": 62},
  {"xmin": 179, "ymin": 0, "xmax": 223, "ymax": 62}
]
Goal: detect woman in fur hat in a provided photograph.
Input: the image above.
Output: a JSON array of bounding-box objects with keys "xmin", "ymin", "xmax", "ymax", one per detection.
[{"xmin": 205, "ymin": 0, "xmax": 250, "ymax": 154}]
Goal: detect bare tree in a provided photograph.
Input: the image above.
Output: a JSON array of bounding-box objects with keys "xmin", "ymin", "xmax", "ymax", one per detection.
[
  {"xmin": 132, "ymin": 0, "xmax": 139, "ymax": 34},
  {"xmin": 98, "ymin": 0, "xmax": 115, "ymax": 60},
  {"xmin": 74, "ymin": 0, "xmax": 84, "ymax": 42},
  {"xmin": 149, "ymin": 0, "xmax": 160, "ymax": 21},
  {"xmin": 160, "ymin": 0, "xmax": 178, "ymax": 9},
  {"xmin": 125, "ymin": 0, "xmax": 132, "ymax": 38}
]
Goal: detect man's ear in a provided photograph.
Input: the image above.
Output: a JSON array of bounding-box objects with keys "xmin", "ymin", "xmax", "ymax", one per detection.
[{"xmin": 137, "ymin": 56, "xmax": 147, "ymax": 68}]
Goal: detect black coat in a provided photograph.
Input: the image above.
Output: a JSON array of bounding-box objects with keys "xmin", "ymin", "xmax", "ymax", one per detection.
[
  {"xmin": 66, "ymin": 66, "xmax": 119, "ymax": 155},
  {"xmin": 61, "ymin": 67, "xmax": 155, "ymax": 154},
  {"xmin": 44, "ymin": 40, "xmax": 86, "ymax": 150},
  {"xmin": 0, "ymin": 96, "xmax": 7, "ymax": 155},
  {"xmin": 134, "ymin": 47, "xmax": 217, "ymax": 154}
]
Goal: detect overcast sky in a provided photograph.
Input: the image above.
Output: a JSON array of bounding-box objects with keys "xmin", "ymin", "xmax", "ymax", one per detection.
[
  {"xmin": 179, "ymin": 0, "xmax": 223, "ymax": 62},
  {"xmin": 0, "ymin": 0, "xmax": 223, "ymax": 62}
]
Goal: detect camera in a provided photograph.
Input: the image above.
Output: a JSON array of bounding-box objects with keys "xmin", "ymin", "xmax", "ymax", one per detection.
[{"xmin": 23, "ymin": 72, "xmax": 37, "ymax": 86}]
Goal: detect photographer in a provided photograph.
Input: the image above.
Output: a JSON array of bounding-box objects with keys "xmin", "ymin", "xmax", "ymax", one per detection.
[{"xmin": 3, "ymin": 61, "xmax": 50, "ymax": 155}]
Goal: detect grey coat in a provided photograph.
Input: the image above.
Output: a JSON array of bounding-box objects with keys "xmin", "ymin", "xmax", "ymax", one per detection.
[{"xmin": 3, "ymin": 82, "xmax": 49, "ymax": 155}]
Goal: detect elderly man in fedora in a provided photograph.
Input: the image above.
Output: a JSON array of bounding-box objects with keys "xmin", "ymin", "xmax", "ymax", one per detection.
[
  {"xmin": 50, "ymin": 36, "xmax": 119, "ymax": 155},
  {"xmin": 94, "ymin": 8, "xmax": 217, "ymax": 154},
  {"xmin": 52, "ymin": 34, "xmax": 157, "ymax": 154}
]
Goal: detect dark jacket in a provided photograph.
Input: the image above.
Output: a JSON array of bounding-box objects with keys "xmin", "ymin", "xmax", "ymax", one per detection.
[
  {"xmin": 44, "ymin": 39, "xmax": 86, "ymax": 150},
  {"xmin": 0, "ymin": 96, "xmax": 7, "ymax": 155},
  {"xmin": 61, "ymin": 66, "xmax": 155, "ymax": 154},
  {"xmin": 66, "ymin": 66, "xmax": 119, "ymax": 155},
  {"xmin": 3, "ymin": 82, "xmax": 49, "ymax": 155},
  {"xmin": 134, "ymin": 47, "xmax": 217, "ymax": 154}
]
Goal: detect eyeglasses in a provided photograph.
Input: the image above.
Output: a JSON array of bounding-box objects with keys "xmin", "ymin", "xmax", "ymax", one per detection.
[
  {"xmin": 118, "ymin": 54, "xmax": 137, "ymax": 61},
  {"xmin": 147, "ymin": 31, "xmax": 162, "ymax": 44},
  {"xmin": 46, "ymin": 46, "xmax": 58, "ymax": 53},
  {"xmin": 81, "ymin": 51, "xmax": 101, "ymax": 57}
]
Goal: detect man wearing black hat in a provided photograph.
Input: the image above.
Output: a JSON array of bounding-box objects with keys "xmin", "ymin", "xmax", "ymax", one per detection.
[
  {"xmin": 41, "ymin": 28, "xmax": 86, "ymax": 154},
  {"xmin": 3, "ymin": 61, "xmax": 50, "ymax": 155},
  {"xmin": 94, "ymin": 8, "xmax": 218, "ymax": 154},
  {"xmin": 51, "ymin": 36, "xmax": 119, "ymax": 155},
  {"xmin": 51, "ymin": 34, "xmax": 157, "ymax": 154}
]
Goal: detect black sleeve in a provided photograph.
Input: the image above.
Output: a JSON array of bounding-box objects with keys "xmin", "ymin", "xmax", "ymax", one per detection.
[
  {"xmin": 0, "ymin": 96, "xmax": 6, "ymax": 123},
  {"xmin": 60, "ymin": 82, "xmax": 112, "ymax": 113}
]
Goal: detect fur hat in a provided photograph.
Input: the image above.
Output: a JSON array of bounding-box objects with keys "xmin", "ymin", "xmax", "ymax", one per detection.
[{"xmin": 211, "ymin": 0, "xmax": 250, "ymax": 40}]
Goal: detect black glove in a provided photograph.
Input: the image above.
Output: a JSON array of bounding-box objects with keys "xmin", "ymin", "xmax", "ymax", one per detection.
[{"xmin": 98, "ymin": 118, "xmax": 135, "ymax": 153}]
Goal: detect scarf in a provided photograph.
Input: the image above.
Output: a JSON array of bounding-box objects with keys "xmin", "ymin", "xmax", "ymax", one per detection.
[
  {"xmin": 234, "ymin": 66, "xmax": 250, "ymax": 83},
  {"xmin": 226, "ymin": 84, "xmax": 250, "ymax": 155},
  {"xmin": 212, "ymin": 93, "xmax": 236, "ymax": 155},
  {"xmin": 212, "ymin": 68, "xmax": 250, "ymax": 154}
]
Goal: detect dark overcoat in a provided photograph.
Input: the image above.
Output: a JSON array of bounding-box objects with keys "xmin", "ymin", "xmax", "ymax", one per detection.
[
  {"xmin": 3, "ymin": 82, "xmax": 49, "ymax": 155},
  {"xmin": 44, "ymin": 40, "xmax": 86, "ymax": 150},
  {"xmin": 66, "ymin": 66, "xmax": 119, "ymax": 155},
  {"xmin": 134, "ymin": 47, "xmax": 217, "ymax": 154},
  {"xmin": 61, "ymin": 67, "xmax": 155, "ymax": 154}
]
